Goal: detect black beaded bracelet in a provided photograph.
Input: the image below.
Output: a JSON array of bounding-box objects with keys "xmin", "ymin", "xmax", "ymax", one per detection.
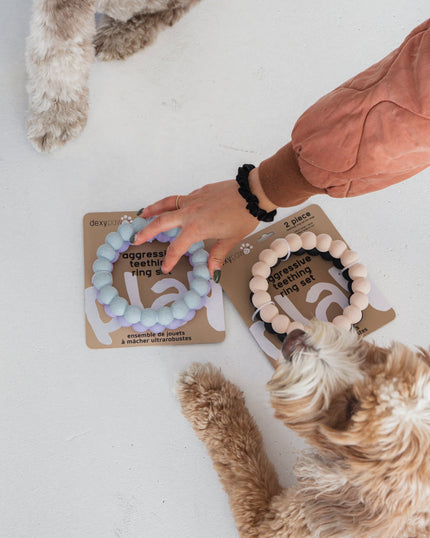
[{"xmin": 236, "ymin": 164, "xmax": 277, "ymax": 223}]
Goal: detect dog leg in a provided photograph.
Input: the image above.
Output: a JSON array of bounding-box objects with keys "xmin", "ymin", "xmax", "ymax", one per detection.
[
  {"xmin": 26, "ymin": 0, "xmax": 97, "ymax": 152},
  {"xmin": 94, "ymin": 1, "xmax": 200, "ymax": 61},
  {"xmin": 176, "ymin": 363, "xmax": 282, "ymax": 537}
]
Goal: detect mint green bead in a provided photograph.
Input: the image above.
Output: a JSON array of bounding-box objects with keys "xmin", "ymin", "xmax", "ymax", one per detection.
[
  {"xmin": 124, "ymin": 305, "xmax": 142, "ymax": 324},
  {"xmin": 191, "ymin": 249, "xmax": 209, "ymax": 265},
  {"xmin": 92, "ymin": 271, "xmax": 113, "ymax": 290},
  {"xmin": 99, "ymin": 285, "xmax": 118, "ymax": 305},
  {"xmin": 157, "ymin": 306, "xmax": 174, "ymax": 326},
  {"xmin": 97, "ymin": 243, "xmax": 116, "ymax": 261},
  {"xmin": 118, "ymin": 221, "xmax": 134, "ymax": 241},
  {"xmin": 109, "ymin": 296, "xmax": 128, "ymax": 316},
  {"xmin": 92, "ymin": 258, "xmax": 113, "ymax": 272},
  {"xmin": 193, "ymin": 263, "xmax": 210, "ymax": 280},
  {"xmin": 172, "ymin": 299, "xmax": 189, "ymax": 320},
  {"xmin": 141, "ymin": 309, "xmax": 157, "ymax": 327},
  {"xmin": 183, "ymin": 290, "xmax": 201, "ymax": 310},
  {"xmin": 132, "ymin": 217, "xmax": 148, "ymax": 233},
  {"xmin": 165, "ymin": 227, "xmax": 181, "ymax": 238},
  {"xmin": 105, "ymin": 231, "xmax": 124, "ymax": 250},
  {"xmin": 190, "ymin": 277, "xmax": 210, "ymax": 297},
  {"xmin": 188, "ymin": 240, "xmax": 205, "ymax": 254}
]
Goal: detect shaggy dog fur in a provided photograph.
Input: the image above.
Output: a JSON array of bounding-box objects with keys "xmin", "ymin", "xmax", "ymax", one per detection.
[
  {"xmin": 26, "ymin": 0, "xmax": 201, "ymax": 152},
  {"xmin": 176, "ymin": 321, "xmax": 430, "ymax": 537}
]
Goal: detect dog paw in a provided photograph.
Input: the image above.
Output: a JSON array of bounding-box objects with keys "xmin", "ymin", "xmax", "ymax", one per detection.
[
  {"xmin": 27, "ymin": 97, "xmax": 88, "ymax": 153},
  {"xmin": 94, "ymin": 15, "xmax": 139, "ymax": 61}
]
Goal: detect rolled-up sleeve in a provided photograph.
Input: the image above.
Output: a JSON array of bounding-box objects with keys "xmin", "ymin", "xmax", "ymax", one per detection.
[{"xmin": 259, "ymin": 19, "xmax": 430, "ymax": 206}]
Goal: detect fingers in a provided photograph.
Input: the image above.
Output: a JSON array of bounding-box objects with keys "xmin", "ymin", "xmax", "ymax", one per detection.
[
  {"xmin": 161, "ymin": 232, "xmax": 194, "ymax": 274},
  {"xmin": 208, "ymin": 238, "xmax": 238, "ymax": 280},
  {"xmin": 133, "ymin": 211, "xmax": 182, "ymax": 245},
  {"xmin": 141, "ymin": 195, "xmax": 182, "ymax": 218}
]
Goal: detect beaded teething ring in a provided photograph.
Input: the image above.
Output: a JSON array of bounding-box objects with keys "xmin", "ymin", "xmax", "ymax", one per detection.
[
  {"xmin": 91, "ymin": 217, "xmax": 212, "ymax": 334},
  {"xmin": 249, "ymin": 231, "xmax": 370, "ymax": 341}
]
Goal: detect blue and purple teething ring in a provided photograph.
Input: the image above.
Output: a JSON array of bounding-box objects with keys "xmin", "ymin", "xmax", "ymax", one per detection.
[{"xmin": 91, "ymin": 217, "xmax": 211, "ymax": 334}]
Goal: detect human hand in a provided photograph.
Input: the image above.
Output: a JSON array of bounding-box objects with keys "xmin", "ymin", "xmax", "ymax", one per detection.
[{"xmin": 133, "ymin": 168, "xmax": 278, "ymax": 281}]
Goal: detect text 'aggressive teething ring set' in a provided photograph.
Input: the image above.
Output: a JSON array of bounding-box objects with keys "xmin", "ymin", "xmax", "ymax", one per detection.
[
  {"xmin": 249, "ymin": 231, "xmax": 370, "ymax": 341},
  {"xmin": 91, "ymin": 217, "xmax": 211, "ymax": 334}
]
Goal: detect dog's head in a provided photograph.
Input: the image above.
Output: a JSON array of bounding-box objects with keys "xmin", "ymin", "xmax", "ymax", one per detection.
[{"xmin": 267, "ymin": 321, "xmax": 430, "ymax": 533}]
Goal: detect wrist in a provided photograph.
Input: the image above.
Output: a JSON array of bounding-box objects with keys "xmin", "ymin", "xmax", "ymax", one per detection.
[{"xmin": 248, "ymin": 167, "xmax": 278, "ymax": 213}]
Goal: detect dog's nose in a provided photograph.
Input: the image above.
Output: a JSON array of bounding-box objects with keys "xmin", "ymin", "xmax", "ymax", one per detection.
[{"xmin": 281, "ymin": 329, "xmax": 306, "ymax": 360}]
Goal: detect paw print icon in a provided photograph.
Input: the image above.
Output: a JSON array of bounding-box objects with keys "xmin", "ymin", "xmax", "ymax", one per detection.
[
  {"xmin": 120, "ymin": 214, "xmax": 133, "ymax": 223},
  {"xmin": 240, "ymin": 242, "xmax": 253, "ymax": 255}
]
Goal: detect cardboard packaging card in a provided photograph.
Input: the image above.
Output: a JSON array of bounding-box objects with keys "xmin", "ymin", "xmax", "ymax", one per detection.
[
  {"xmin": 220, "ymin": 205, "xmax": 395, "ymax": 367},
  {"xmin": 83, "ymin": 212, "xmax": 225, "ymax": 349}
]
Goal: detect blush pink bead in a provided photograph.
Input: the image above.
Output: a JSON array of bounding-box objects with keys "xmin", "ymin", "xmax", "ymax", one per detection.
[
  {"xmin": 270, "ymin": 238, "xmax": 290, "ymax": 258},
  {"xmin": 251, "ymin": 261, "xmax": 271, "ymax": 279},
  {"xmin": 252, "ymin": 291, "xmax": 271, "ymax": 308},
  {"xmin": 349, "ymin": 263, "xmax": 367, "ymax": 279},
  {"xmin": 350, "ymin": 292, "xmax": 369, "ymax": 310},
  {"xmin": 329, "ymin": 240, "xmax": 347, "ymax": 258},
  {"xmin": 351, "ymin": 277, "xmax": 371, "ymax": 294},
  {"xmin": 343, "ymin": 305, "xmax": 362, "ymax": 324},
  {"xmin": 259, "ymin": 248, "xmax": 278, "ymax": 267},
  {"xmin": 287, "ymin": 321, "xmax": 305, "ymax": 333},
  {"xmin": 260, "ymin": 304, "xmax": 279, "ymax": 323},
  {"xmin": 249, "ymin": 276, "xmax": 269, "ymax": 292},
  {"xmin": 316, "ymin": 233, "xmax": 332, "ymax": 252},
  {"xmin": 271, "ymin": 314, "xmax": 290, "ymax": 334},
  {"xmin": 285, "ymin": 233, "xmax": 302, "ymax": 252},
  {"xmin": 340, "ymin": 250, "xmax": 359, "ymax": 267},
  {"xmin": 332, "ymin": 315, "xmax": 352, "ymax": 330},
  {"xmin": 301, "ymin": 231, "xmax": 317, "ymax": 250}
]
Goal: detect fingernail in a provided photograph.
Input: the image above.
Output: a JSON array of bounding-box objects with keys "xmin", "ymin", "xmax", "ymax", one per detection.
[
  {"xmin": 213, "ymin": 270, "xmax": 221, "ymax": 283},
  {"xmin": 137, "ymin": 208, "xmax": 144, "ymax": 216},
  {"xmin": 130, "ymin": 234, "xmax": 136, "ymax": 244}
]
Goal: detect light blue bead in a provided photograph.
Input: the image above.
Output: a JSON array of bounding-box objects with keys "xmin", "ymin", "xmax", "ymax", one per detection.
[
  {"xmin": 92, "ymin": 271, "xmax": 113, "ymax": 290},
  {"xmin": 124, "ymin": 305, "xmax": 142, "ymax": 324},
  {"xmin": 187, "ymin": 240, "xmax": 205, "ymax": 255},
  {"xmin": 92, "ymin": 258, "xmax": 113, "ymax": 272},
  {"xmin": 193, "ymin": 263, "xmax": 211, "ymax": 280},
  {"xmin": 118, "ymin": 221, "xmax": 134, "ymax": 242},
  {"xmin": 190, "ymin": 277, "xmax": 210, "ymax": 297},
  {"xmin": 191, "ymin": 249, "xmax": 209, "ymax": 265},
  {"xmin": 165, "ymin": 227, "xmax": 181, "ymax": 238},
  {"xmin": 141, "ymin": 308, "xmax": 157, "ymax": 328},
  {"xmin": 183, "ymin": 290, "xmax": 201, "ymax": 310},
  {"xmin": 97, "ymin": 243, "xmax": 116, "ymax": 261},
  {"xmin": 109, "ymin": 296, "xmax": 128, "ymax": 317},
  {"xmin": 132, "ymin": 217, "xmax": 148, "ymax": 233},
  {"xmin": 171, "ymin": 299, "xmax": 189, "ymax": 320},
  {"xmin": 157, "ymin": 306, "xmax": 174, "ymax": 326},
  {"xmin": 105, "ymin": 231, "xmax": 124, "ymax": 251},
  {"xmin": 99, "ymin": 285, "xmax": 119, "ymax": 305}
]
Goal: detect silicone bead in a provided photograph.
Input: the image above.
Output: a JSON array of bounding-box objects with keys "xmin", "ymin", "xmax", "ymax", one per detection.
[
  {"xmin": 131, "ymin": 217, "xmax": 148, "ymax": 233},
  {"xmin": 124, "ymin": 305, "xmax": 142, "ymax": 324},
  {"xmin": 193, "ymin": 263, "xmax": 211, "ymax": 280},
  {"xmin": 350, "ymin": 292, "xmax": 369, "ymax": 311},
  {"xmin": 252, "ymin": 291, "xmax": 271, "ymax": 308},
  {"xmin": 118, "ymin": 221, "xmax": 134, "ymax": 242},
  {"xmin": 188, "ymin": 240, "xmax": 205, "ymax": 255},
  {"xmin": 349, "ymin": 263, "xmax": 367, "ymax": 279},
  {"xmin": 191, "ymin": 249, "xmax": 209, "ymax": 265},
  {"xmin": 260, "ymin": 304, "xmax": 279, "ymax": 323},
  {"xmin": 157, "ymin": 307, "xmax": 174, "ymax": 326},
  {"xmin": 190, "ymin": 277, "xmax": 210, "ymax": 297},
  {"xmin": 272, "ymin": 314, "xmax": 290, "ymax": 334},
  {"xmin": 251, "ymin": 261, "xmax": 271, "ymax": 279},
  {"xmin": 141, "ymin": 309, "xmax": 157, "ymax": 328},
  {"xmin": 301, "ymin": 231, "xmax": 317, "ymax": 250},
  {"xmin": 183, "ymin": 290, "xmax": 201, "ymax": 309},
  {"xmin": 343, "ymin": 305, "xmax": 362, "ymax": 324},
  {"xmin": 109, "ymin": 296, "xmax": 128, "ymax": 317},
  {"xmin": 340, "ymin": 250, "xmax": 359, "ymax": 268},
  {"xmin": 287, "ymin": 321, "xmax": 305, "ymax": 333},
  {"xmin": 258, "ymin": 249, "xmax": 278, "ymax": 267},
  {"xmin": 172, "ymin": 300, "xmax": 189, "ymax": 320},
  {"xmin": 351, "ymin": 277, "xmax": 371, "ymax": 294},
  {"xmin": 329, "ymin": 240, "xmax": 347, "ymax": 259},
  {"xmin": 249, "ymin": 276, "xmax": 269, "ymax": 293},
  {"xmin": 105, "ymin": 232, "xmax": 124, "ymax": 251},
  {"xmin": 92, "ymin": 258, "xmax": 113, "ymax": 273},
  {"xmin": 92, "ymin": 271, "xmax": 113, "ymax": 290},
  {"xmin": 316, "ymin": 233, "xmax": 332, "ymax": 252},
  {"xmin": 332, "ymin": 315, "xmax": 352, "ymax": 330},
  {"xmin": 165, "ymin": 227, "xmax": 181, "ymax": 238},
  {"xmin": 285, "ymin": 233, "xmax": 302, "ymax": 252},
  {"xmin": 270, "ymin": 238, "xmax": 290, "ymax": 258},
  {"xmin": 99, "ymin": 285, "xmax": 118, "ymax": 305},
  {"xmin": 97, "ymin": 243, "xmax": 116, "ymax": 262}
]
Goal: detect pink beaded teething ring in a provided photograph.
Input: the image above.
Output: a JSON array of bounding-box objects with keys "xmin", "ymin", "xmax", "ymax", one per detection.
[{"xmin": 249, "ymin": 231, "xmax": 370, "ymax": 341}]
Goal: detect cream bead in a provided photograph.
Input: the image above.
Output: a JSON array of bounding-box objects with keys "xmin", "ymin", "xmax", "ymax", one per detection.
[
  {"xmin": 351, "ymin": 277, "xmax": 371, "ymax": 294},
  {"xmin": 349, "ymin": 263, "xmax": 367, "ymax": 279},
  {"xmin": 343, "ymin": 305, "xmax": 362, "ymax": 324},
  {"xmin": 350, "ymin": 292, "xmax": 369, "ymax": 311},
  {"xmin": 249, "ymin": 276, "xmax": 269, "ymax": 293},
  {"xmin": 271, "ymin": 314, "xmax": 290, "ymax": 334},
  {"xmin": 301, "ymin": 231, "xmax": 317, "ymax": 250},
  {"xmin": 340, "ymin": 250, "xmax": 359, "ymax": 267},
  {"xmin": 251, "ymin": 261, "xmax": 271, "ymax": 279},
  {"xmin": 270, "ymin": 238, "xmax": 290, "ymax": 258},
  {"xmin": 260, "ymin": 304, "xmax": 279, "ymax": 323},
  {"xmin": 252, "ymin": 291, "xmax": 271, "ymax": 308},
  {"xmin": 329, "ymin": 240, "xmax": 348, "ymax": 258},
  {"xmin": 259, "ymin": 248, "xmax": 278, "ymax": 267},
  {"xmin": 287, "ymin": 321, "xmax": 305, "ymax": 333},
  {"xmin": 332, "ymin": 315, "xmax": 352, "ymax": 331},
  {"xmin": 285, "ymin": 233, "xmax": 302, "ymax": 252},
  {"xmin": 316, "ymin": 233, "xmax": 332, "ymax": 252}
]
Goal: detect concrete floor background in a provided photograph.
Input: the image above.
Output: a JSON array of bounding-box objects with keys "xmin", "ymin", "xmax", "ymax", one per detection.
[{"xmin": 1, "ymin": 1, "xmax": 429, "ymax": 536}]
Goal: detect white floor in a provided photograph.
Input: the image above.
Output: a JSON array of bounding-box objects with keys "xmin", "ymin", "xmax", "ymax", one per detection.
[{"xmin": 1, "ymin": 1, "xmax": 429, "ymax": 537}]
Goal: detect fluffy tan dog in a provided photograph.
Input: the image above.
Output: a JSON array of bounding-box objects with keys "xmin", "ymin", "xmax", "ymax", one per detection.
[
  {"xmin": 26, "ymin": 0, "xmax": 201, "ymax": 152},
  {"xmin": 177, "ymin": 321, "xmax": 430, "ymax": 537}
]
